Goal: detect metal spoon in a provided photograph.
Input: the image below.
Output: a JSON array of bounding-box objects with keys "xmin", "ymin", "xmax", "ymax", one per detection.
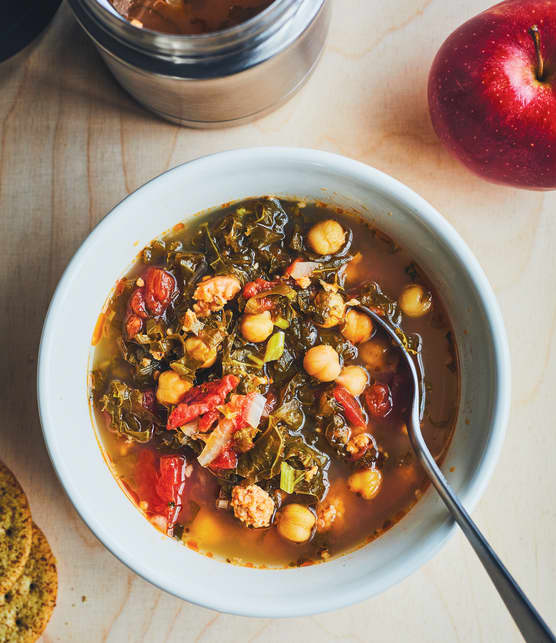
[{"xmin": 356, "ymin": 305, "xmax": 555, "ymax": 643}]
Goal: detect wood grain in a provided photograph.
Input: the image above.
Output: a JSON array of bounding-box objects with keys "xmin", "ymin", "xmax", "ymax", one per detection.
[{"xmin": 0, "ymin": 1, "xmax": 555, "ymax": 640}]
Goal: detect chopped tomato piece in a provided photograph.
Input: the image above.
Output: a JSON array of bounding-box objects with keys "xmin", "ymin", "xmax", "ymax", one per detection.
[
  {"xmin": 125, "ymin": 314, "xmax": 143, "ymax": 339},
  {"xmin": 364, "ymin": 382, "xmax": 393, "ymax": 418},
  {"xmin": 125, "ymin": 287, "xmax": 149, "ymax": 338},
  {"xmin": 142, "ymin": 389, "xmax": 156, "ymax": 413},
  {"xmin": 334, "ymin": 385, "xmax": 367, "ymax": 428},
  {"xmin": 242, "ymin": 278, "xmax": 279, "ymax": 299},
  {"xmin": 180, "ymin": 374, "xmax": 239, "ymax": 406},
  {"xmin": 135, "ymin": 450, "xmax": 164, "ymax": 513},
  {"xmin": 224, "ymin": 392, "xmax": 264, "ymax": 432},
  {"xmin": 135, "ymin": 450, "xmax": 188, "ymax": 530},
  {"xmin": 129, "ymin": 288, "xmax": 148, "ymax": 319},
  {"xmin": 125, "ymin": 269, "xmax": 174, "ymax": 337},
  {"xmin": 225, "ymin": 394, "xmax": 251, "ymax": 431},
  {"xmin": 167, "ymin": 374, "xmax": 239, "ymax": 430},
  {"xmin": 197, "ymin": 409, "xmax": 220, "ymax": 433},
  {"xmin": 144, "ymin": 267, "xmax": 176, "ymax": 316},
  {"xmin": 156, "ymin": 456, "xmax": 186, "ymax": 503},
  {"xmin": 246, "ymin": 296, "xmax": 275, "ymax": 313},
  {"xmin": 156, "ymin": 455, "xmax": 188, "ymax": 525},
  {"xmin": 210, "ymin": 447, "xmax": 238, "ymax": 470}
]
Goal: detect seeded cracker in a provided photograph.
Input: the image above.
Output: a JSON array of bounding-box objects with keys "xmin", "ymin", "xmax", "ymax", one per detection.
[
  {"xmin": 0, "ymin": 462, "xmax": 32, "ymax": 595},
  {"xmin": 0, "ymin": 523, "xmax": 58, "ymax": 642}
]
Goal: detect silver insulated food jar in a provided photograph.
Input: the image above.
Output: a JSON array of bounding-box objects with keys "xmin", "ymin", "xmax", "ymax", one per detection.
[{"xmin": 68, "ymin": 0, "xmax": 330, "ymax": 128}]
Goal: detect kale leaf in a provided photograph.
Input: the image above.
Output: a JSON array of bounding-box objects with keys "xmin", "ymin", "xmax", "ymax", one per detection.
[
  {"xmin": 99, "ymin": 380, "xmax": 160, "ymax": 443},
  {"xmin": 283, "ymin": 435, "xmax": 330, "ymax": 499},
  {"xmin": 236, "ymin": 422, "xmax": 285, "ymax": 482}
]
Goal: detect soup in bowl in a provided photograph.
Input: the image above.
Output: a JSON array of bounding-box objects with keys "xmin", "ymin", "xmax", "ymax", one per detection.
[
  {"xmin": 90, "ymin": 197, "xmax": 459, "ymax": 567},
  {"xmin": 38, "ymin": 148, "xmax": 509, "ymax": 615}
]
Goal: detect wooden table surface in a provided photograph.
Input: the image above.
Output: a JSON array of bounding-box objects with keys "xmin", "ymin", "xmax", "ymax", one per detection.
[{"xmin": 1, "ymin": 1, "xmax": 555, "ymax": 640}]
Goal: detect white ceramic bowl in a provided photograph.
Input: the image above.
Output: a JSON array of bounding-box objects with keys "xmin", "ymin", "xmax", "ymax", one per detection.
[{"xmin": 38, "ymin": 148, "xmax": 510, "ymax": 617}]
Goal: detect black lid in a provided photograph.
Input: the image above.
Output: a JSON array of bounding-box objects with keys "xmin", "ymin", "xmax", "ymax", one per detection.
[{"xmin": 0, "ymin": 0, "xmax": 63, "ymax": 63}]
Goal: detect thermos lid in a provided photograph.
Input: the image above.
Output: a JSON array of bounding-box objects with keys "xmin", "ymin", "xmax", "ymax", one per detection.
[{"xmin": 1, "ymin": 0, "xmax": 63, "ymax": 63}]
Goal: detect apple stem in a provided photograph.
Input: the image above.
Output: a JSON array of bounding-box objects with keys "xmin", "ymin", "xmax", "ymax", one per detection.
[{"xmin": 529, "ymin": 25, "xmax": 545, "ymax": 81}]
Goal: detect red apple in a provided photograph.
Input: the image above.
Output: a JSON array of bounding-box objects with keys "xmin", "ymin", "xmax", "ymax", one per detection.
[{"xmin": 428, "ymin": 0, "xmax": 556, "ymax": 189}]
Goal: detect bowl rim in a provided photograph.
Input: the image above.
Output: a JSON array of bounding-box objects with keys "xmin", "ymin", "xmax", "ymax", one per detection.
[{"xmin": 37, "ymin": 147, "xmax": 511, "ymax": 616}]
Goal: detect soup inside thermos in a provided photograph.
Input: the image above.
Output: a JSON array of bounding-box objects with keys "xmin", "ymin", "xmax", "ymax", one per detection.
[{"xmin": 109, "ymin": 0, "xmax": 276, "ymax": 34}]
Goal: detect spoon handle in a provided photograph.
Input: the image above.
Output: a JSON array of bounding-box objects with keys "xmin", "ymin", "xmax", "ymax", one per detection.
[
  {"xmin": 415, "ymin": 447, "xmax": 555, "ymax": 642},
  {"xmin": 354, "ymin": 305, "xmax": 554, "ymax": 640}
]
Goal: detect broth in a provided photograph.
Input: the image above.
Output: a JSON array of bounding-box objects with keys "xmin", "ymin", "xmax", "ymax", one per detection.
[
  {"xmin": 90, "ymin": 198, "xmax": 459, "ymax": 567},
  {"xmin": 109, "ymin": 0, "xmax": 275, "ymax": 35}
]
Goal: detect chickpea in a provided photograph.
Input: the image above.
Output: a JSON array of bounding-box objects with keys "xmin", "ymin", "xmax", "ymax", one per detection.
[
  {"xmin": 359, "ymin": 337, "xmax": 399, "ymax": 374},
  {"xmin": 185, "ymin": 337, "xmax": 217, "ymax": 369},
  {"xmin": 307, "ymin": 220, "xmax": 345, "ymax": 256},
  {"xmin": 240, "ymin": 311, "xmax": 274, "ymax": 343},
  {"xmin": 336, "ymin": 365, "xmax": 368, "ymax": 397},
  {"xmin": 399, "ymin": 284, "xmax": 432, "ymax": 318},
  {"xmin": 348, "ymin": 468, "xmax": 383, "ymax": 500},
  {"xmin": 341, "ymin": 309, "xmax": 373, "ymax": 344},
  {"xmin": 156, "ymin": 370, "xmax": 193, "ymax": 405},
  {"xmin": 303, "ymin": 345, "xmax": 342, "ymax": 382},
  {"xmin": 314, "ymin": 291, "xmax": 345, "ymax": 328},
  {"xmin": 277, "ymin": 503, "xmax": 316, "ymax": 543}
]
